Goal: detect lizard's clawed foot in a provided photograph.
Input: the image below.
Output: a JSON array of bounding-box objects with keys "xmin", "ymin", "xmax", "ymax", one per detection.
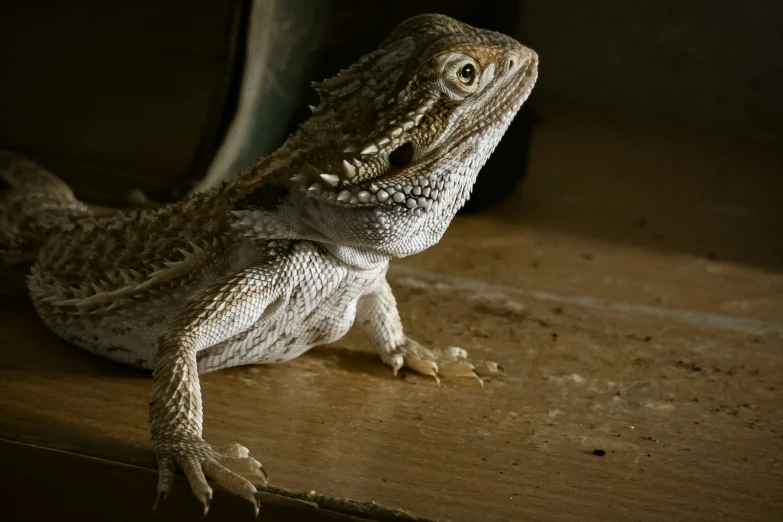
[
  {"xmin": 386, "ymin": 338, "xmax": 505, "ymax": 387},
  {"xmin": 154, "ymin": 435, "xmax": 267, "ymax": 516}
]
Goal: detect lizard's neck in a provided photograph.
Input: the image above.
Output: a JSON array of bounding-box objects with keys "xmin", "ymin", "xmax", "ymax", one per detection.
[
  {"xmin": 221, "ymin": 147, "xmax": 471, "ymax": 267},
  {"xmin": 321, "ymin": 243, "xmax": 392, "ymax": 270}
]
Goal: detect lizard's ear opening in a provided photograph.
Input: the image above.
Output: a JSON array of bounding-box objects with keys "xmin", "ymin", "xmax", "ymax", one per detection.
[{"xmin": 389, "ymin": 142, "xmax": 414, "ymax": 169}]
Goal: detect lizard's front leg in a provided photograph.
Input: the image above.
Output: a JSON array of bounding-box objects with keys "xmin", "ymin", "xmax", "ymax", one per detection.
[
  {"xmin": 151, "ymin": 264, "xmax": 276, "ymax": 515},
  {"xmin": 356, "ymin": 276, "xmax": 495, "ymax": 385}
]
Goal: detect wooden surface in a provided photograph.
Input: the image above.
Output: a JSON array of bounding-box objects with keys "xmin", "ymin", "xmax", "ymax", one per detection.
[{"xmin": 1, "ymin": 112, "xmax": 782, "ymax": 521}]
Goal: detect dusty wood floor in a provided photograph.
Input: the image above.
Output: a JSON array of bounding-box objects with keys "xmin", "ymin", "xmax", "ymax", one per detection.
[{"xmin": 1, "ymin": 110, "xmax": 781, "ymax": 521}]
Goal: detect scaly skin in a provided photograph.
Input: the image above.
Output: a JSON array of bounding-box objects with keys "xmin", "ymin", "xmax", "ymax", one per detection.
[{"xmin": 0, "ymin": 14, "xmax": 538, "ymax": 514}]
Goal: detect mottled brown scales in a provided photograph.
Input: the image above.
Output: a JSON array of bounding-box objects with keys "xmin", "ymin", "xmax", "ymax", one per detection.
[{"xmin": 0, "ymin": 14, "xmax": 537, "ymax": 515}]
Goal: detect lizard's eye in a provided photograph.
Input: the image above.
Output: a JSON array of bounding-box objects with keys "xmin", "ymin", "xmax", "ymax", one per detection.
[
  {"xmin": 458, "ymin": 63, "xmax": 475, "ymax": 85},
  {"xmin": 438, "ymin": 53, "xmax": 481, "ymax": 100}
]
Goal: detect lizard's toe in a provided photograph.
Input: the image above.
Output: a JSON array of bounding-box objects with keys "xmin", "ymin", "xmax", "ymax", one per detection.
[
  {"xmin": 153, "ymin": 456, "xmax": 175, "ymax": 510},
  {"xmin": 215, "ymin": 443, "xmax": 268, "ymax": 484},
  {"xmin": 400, "ymin": 356, "xmax": 441, "ymax": 384},
  {"xmin": 182, "ymin": 459, "xmax": 213, "ymax": 515},
  {"xmin": 442, "ymin": 345, "xmax": 507, "ymax": 382},
  {"xmin": 217, "ymin": 456, "xmax": 268, "ymax": 485},
  {"xmin": 203, "ymin": 457, "xmax": 261, "ymax": 516},
  {"xmin": 388, "ymin": 338, "xmax": 501, "ymax": 387}
]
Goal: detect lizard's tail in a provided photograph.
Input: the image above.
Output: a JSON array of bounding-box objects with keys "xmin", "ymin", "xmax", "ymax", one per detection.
[{"xmin": 0, "ymin": 151, "xmax": 92, "ymax": 266}]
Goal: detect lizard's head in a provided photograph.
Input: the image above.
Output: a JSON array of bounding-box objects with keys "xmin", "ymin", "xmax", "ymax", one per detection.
[{"xmin": 233, "ymin": 14, "xmax": 537, "ymax": 263}]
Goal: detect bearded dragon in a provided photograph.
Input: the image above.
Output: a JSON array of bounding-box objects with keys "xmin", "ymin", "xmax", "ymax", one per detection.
[{"xmin": 0, "ymin": 13, "xmax": 537, "ymax": 515}]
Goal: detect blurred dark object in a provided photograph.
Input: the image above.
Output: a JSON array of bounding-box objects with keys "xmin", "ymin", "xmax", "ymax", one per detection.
[{"xmin": 0, "ymin": 1, "xmax": 251, "ymax": 204}]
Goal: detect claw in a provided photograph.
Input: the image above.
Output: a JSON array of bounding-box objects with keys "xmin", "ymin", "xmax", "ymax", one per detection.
[
  {"xmin": 182, "ymin": 459, "xmax": 213, "ymax": 516},
  {"xmin": 153, "ymin": 489, "xmax": 167, "ymax": 511},
  {"xmin": 409, "ymin": 359, "xmax": 439, "ymax": 384},
  {"xmin": 247, "ymin": 459, "xmax": 268, "ymax": 483},
  {"xmin": 202, "ymin": 490, "xmax": 212, "ymax": 517},
  {"xmin": 430, "ymin": 362, "xmax": 441, "ymax": 385},
  {"xmin": 155, "ymin": 456, "xmax": 174, "ymax": 510},
  {"xmin": 252, "ymin": 495, "xmax": 260, "ymax": 517},
  {"xmin": 472, "ymin": 369, "xmax": 485, "ymax": 388},
  {"xmin": 257, "ymin": 464, "xmax": 269, "ymax": 485}
]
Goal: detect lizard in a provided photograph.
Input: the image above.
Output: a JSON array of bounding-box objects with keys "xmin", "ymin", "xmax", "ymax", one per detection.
[{"xmin": 0, "ymin": 13, "xmax": 538, "ymax": 516}]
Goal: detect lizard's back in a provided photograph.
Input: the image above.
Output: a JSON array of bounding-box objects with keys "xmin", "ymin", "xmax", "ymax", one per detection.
[{"xmin": 0, "ymin": 152, "xmax": 250, "ymax": 367}]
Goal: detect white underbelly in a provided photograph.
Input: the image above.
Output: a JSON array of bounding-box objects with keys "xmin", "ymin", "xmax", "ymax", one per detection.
[{"xmin": 196, "ymin": 267, "xmax": 384, "ymax": 372}]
